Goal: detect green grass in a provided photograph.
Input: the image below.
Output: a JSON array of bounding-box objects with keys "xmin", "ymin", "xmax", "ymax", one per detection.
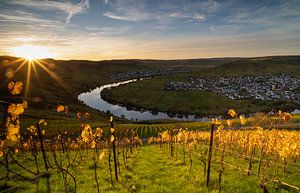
[
  {"xmin": 1, "ymin": 144, "xmax": 299, "ymax": 193},
  {"xmin": 115, "ymin": 122, "xmax": 210, "ymax": 138}
]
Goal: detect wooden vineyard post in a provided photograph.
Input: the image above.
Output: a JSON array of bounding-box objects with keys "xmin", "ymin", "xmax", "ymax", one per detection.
[
  {"xmin": 110, "ymin": 116, "xmax": 118, "ymax": 181},
  {"xmin": 206, "ymin": 123, "xmax": 215, "ymax": 188},
  {"xmin": 36, "ymin": 121, "xmax": 50, "ymax": 192},
  {"xmin": 0, "ymin": 101, "xmax": 9, "ymax": 139}
]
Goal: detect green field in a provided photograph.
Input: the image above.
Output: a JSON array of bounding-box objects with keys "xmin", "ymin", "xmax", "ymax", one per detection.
[{"xmin": 1, "ymin": 144, "xmax": 299, "ymax": 193}]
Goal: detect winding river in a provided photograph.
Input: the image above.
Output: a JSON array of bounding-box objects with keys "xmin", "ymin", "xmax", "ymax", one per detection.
[
  {"xmin": 78, "ymin": 79, "xmax": 300, "ymax": 122},
  {"xmin": 78, "ymin": 79, "xmax": 216, "ymax": 121}
]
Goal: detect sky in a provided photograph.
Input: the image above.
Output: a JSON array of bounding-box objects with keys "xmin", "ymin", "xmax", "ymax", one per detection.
[{"xmin": 0, "ymin": 0, "xmax": 300, "ymax": 60}]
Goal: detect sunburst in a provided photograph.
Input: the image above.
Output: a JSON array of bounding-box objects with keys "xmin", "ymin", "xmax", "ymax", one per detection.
[{"xmin": 6, "ymin": 46, "xmax": 72, "ymax": 100}]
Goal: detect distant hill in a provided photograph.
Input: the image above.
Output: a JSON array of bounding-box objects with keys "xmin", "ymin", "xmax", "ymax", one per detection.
[
  {"xmin": 0, "ymin": 55, "xmax": 299, "ymax": 113},
  {"xmin": 217, "ymin": 55, "xmax": 300, "ymax": 76}
]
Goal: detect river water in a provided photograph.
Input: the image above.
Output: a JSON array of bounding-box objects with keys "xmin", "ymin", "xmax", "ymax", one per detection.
[
  {"xmin": 78, "ymin": 79, "xmax": 300, "ymax": 122},
  {"xmin": 78, "ymin": 79, "xmax": 216, "ymax": 121}
]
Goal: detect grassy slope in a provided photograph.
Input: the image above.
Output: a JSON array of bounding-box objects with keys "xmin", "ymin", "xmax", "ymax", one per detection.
[
  {"xmin": 103, "ymin": 56, "xmax": 300, "ymax": 115},
  {"xmin": 1, "ymin": 144, "xmax": 299, "ymax": 193},
  {"xmin": 0, "ymin": 56, "xmax": 235, "ymax": 124}
]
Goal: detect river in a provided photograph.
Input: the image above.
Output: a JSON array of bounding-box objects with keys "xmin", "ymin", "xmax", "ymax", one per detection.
[{"xmin": 78, "ymin": 79, "xmax": 217, "ymax": 121}]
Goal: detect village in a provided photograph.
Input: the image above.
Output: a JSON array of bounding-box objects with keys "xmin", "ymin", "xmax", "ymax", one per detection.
[
  {"xmin": 166, "ymin": 74, "xmax": 300, "ymax": 102},
  {"xmin": 110, "ymin": 68, "xmax": 187, "ymax": 80}
]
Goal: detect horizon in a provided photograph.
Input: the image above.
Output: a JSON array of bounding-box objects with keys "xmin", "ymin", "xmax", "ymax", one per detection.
[
  {"xmin": 2, "ymin": 54, "xmax": 300, "ymax": 62},
  {"xmin": 0, "ymin": 0, "xmax": 300, "ymax": 60}
]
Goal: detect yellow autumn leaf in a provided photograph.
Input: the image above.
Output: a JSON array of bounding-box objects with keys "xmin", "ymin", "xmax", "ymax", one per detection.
[
  {"xmin": 7, "ymin": 103, "xmax": 25, "ymax": 116},
  {"xmin": 8, "ymin": 81, "xmax": 23, "ymax": 95},
  {"xmin": 8, "ymin": 82, "xmax": 14, "ymax": 90},
  {"xmin": 23, "ymin": 100, "xmax": 28, "ymax": 109},
  {"xmin": 211, "ymin": 118, "xmax": 221, "ymax": 125},
  {"xmin": 239, "ymin": 115, "xmax": 247, "ymax": 125},
  {"xmin": 5, "ymin": 123, "xmax": 20, "ymax": 146},
  {"xmin": 84, "ymin": 124, "xmax": 92, "ymax": 133},
  {"xmin": 94, "ymin": 127, "xmax": 103, "ymax": 137},
  {"xmin": 256, "ymin": 126, "xmax": 263, "ymax": 131},
  {"xmin": 27, "ymin": 125, "xmax": 36, "ymax": 133},
  {"xmin": 77, "ymin": 112, "xmax": 81, "ymax": 119},
  {"xmin": 85, "ymin": 112, "xmax": 90, "ymax": 120},
  {"xmin": 23, "ymin": 142, "xmax": 29, "ymax": 149},
  {"xmin": 217, "ymin": 125, "xmax": 224, "ymax": 132},
  {"xmin": 110, "ymin": 127, "xmax": 115, "ymax": 133},
  {"xmin": 39, "ymin": 119, "xmax": 47, "ymax": 125},
  {"xmin": 91, "ymin": 140, "xmax": 96, "ymax": 149},
  {"xmin": 110, "ymin": 116, "xmax": 113, "ymax": 122},
  {"xmin": 283, "ymin": 112, "xmax": 292, "ymax": 122},
  {"xmin": 7, "ymin": 123, "xmax": 19, "ymax": 134},
  {"xmin": 227, "ymin": 119, "xmax": 233, "ymax": 127},
  {"xmin": 228, "ymin": 109, "xmax": 236, "ymax": 117},
  {"xmin": 99, "ymin": 150, "xmax": 106, "ymax": 160},
  {"xmin": 110, "ymin": 135, "xmax": 115, "ymax": 142},
  {"xmin": 56, "ymin": 105, "xmax": 64, "ymax": 112}
]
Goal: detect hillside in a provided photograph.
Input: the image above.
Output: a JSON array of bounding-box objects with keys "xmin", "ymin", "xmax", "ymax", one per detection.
[{"xmin": 1, "ymin": 55, "xmax": 300, "ymax": 121}]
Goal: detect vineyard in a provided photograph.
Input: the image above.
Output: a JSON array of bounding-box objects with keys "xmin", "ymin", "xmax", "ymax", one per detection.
[{"xmin": 1, "ymin": 80, "xmax": 300, "ymax": 193}]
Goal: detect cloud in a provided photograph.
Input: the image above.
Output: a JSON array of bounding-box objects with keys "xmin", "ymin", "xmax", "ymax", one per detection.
[
  {"xmin": 66, "ymin": 0, "xmax": 90, "ymax": 24},
  {"xmin": 103, "ymin": 0, "xmax": 208, "ymax": 23},
  {"xmin": 103, "ymin": 11, "xmax": 142, "ymax": 21},
  {"xmin": 204, "ymin": 0, "xmax": 220, "ymax": 13},
  {"xmin": 5, "ymin": 0, "xmax": 90, "ymax": 24},
  {"xmin": 222, "ymin": 0, "xmax": 300, "ymax": 34},
  {"xmin": 182, "ymin": 0, "xmax": 220, "ymax": 14},
  {"xmin": 85, "ymin": 27, "xmax": 103, "ymax": 31},
  {"xmin": 103, "ymin": 0, "xmax": 151, "ymax": 22},
  {"xmin": 0, "ymin": 10, "xmax": 59, "ymax": 24},
  {"xmin": 191, "ymin": 14, "xmax": 206, "ymax": 22},
  {"xmin": 210, "ymin": 25, "xmax": 217, "ymax": 32},
  {"xmin": 6, "ymin": 0, "xmax": 74, "ymax": 13}
]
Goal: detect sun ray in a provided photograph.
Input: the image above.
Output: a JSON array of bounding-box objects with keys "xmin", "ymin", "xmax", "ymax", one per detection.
[
  {"xmin": 24, "ymin": 60, "xmax": 32, "ymax": 99},
  {"xmin": 14, "ymin": 59, "xmax": 27, "ymax": 74},
  {"xmin": 1, "ymin": 58, "xmax": 24, "ymax": 68},
  {"xmin": 31, "ymin": 60, "xmax": 40, "ymax": 80},
  {"xmin": 10, "ymin": 58, "xmax": 25, "ymax": 65},
  {"xmin": 35, "ymin": 60, "xmax": 73, "ymax": 93}
]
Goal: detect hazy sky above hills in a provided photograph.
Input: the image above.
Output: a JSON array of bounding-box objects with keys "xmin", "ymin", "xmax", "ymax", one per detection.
[{"xmin": 0, "ymin": 0, "xmax": 300, "ymax": 60}]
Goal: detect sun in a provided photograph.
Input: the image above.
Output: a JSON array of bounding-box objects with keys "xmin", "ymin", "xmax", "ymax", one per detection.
[{"xmin": 11, "ymin": 45, "xmax": 55, "ymax": 60}]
